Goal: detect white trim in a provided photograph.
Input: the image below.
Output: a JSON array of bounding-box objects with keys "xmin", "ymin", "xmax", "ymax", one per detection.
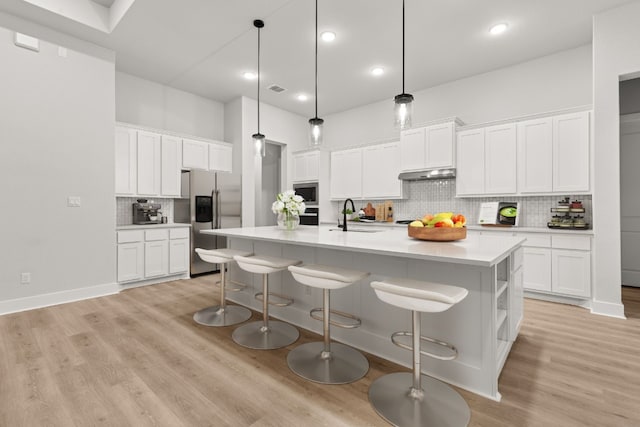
[
  {"xmin": 458, "ymin": 105, "xmax": 592, "ymax": 131},
  {"xmin": 0, "ymin": 282, "xmax": 120, "ymax": 316},
  {"xmin": 590, "ymin": 299, "xmax": 627, "ymax": 319},
  {"xmin": 118, "ymin": 273, "xmax": 190, "ymax": 290},
  {"xmin": 523, "ymin": 291, "xmax": 591, "ymax": 309}
]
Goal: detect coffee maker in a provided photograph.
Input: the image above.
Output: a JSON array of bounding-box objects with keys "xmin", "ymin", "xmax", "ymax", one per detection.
[{"xmin": 132, "ymin": 202, "xmax": 162, "ymax": 224}]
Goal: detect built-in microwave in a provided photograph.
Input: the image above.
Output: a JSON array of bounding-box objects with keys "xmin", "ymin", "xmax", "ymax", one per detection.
[{"xmin": 293, "ymin": 182, "xmax": 318, "ymax": 205}]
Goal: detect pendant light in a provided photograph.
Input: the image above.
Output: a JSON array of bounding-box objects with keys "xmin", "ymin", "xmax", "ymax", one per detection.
[
  {"xmin": 309, "ymin": 0, "xmax": 324, "ymax": 147},
  {"xmin": 252, "ymin": 19, "xmax": 266, "ymax": 157},
  {"xmin": 394, "ymin": 0, "xmax": 413, "ymax": 130}
]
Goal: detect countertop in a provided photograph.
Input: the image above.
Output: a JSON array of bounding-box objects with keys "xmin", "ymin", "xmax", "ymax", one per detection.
[
  {"xmin": 321, "ymin": 221, "xmax": 594, "ymax": 235},
  {"xmin": 116, "ymin": 223, "xmax": 191, "ymax": 231},
  {"xmin": 201, "ymin": 225, "xmax": 525, "ymax": 267}
]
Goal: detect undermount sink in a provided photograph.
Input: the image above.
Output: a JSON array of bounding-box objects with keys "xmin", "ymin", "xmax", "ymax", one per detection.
[{"xmin": 329, "ymin": 228, "xmax": 385, "ymax": 233}]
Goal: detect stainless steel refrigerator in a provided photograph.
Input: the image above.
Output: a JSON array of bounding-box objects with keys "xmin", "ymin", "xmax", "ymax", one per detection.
[{"xmin": 174, "ymin": 169, "xmax": 242, "ymax": 275}]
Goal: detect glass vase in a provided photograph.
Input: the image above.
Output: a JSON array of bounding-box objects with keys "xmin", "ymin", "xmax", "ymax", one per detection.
[{"xmin": 277, "ymin": 212, "xmax": 300, "ymax": 230}]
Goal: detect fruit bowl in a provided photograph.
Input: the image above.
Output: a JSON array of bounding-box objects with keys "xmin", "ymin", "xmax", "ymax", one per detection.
[{"xmin": 408, "ymin": 225, "xmax": 467, "ymax": 241}]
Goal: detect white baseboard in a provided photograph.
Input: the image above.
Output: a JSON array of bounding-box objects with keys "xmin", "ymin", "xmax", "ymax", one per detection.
[
  {"xmin": 590, "ymin": 299, "xmax": 626, "ymax": 319},
  {"xmin": 118, "ymin": 273, "xmax": 190, "ymax": 290},
  {"xmin": 524, "ymin": 291, "xmax": 591, "ymax": 309},
  {"xmin": 0, "ymin": 282, "xmax": 120, "ymax": 316}
]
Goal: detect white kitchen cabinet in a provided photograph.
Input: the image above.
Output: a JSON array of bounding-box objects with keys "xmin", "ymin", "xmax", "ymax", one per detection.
[
  {"xmin": 400, "ymin": 121, "xmax": 456, "ymax": 172},
  {"xmin": 517, "ymin": 117, "xmax": 553, "ymax": 193},
  {"xmin": 161, "ymin": 135, "xmax": 182, "ymax": 197},
  {"xmin": 520, "ymin": 232, "xmax": 591, "ymax": 298},
  {"xmin": 522, "ymin": 247, "xmax": 552, "ymax": 292},
  {"xmin": 117, "ymin": 230, "xmax": 144, "ymax": 282},
  {"xmin": 484, "ymin": 123, "xmax": 517, "ymax": 194},
  {"xmin": 182, "ymin": 138, "xmax": 209, "ymax": 170},
  {"xmin": 117, "ymin": 227, "xmax": 189, "ymax": 284},
  {"xmin": 362, "ymin": 141, "xmax": 403, "ymax": 199},
  {"xmin": 330, "ymin": 148, "xmax": 362, "ymax": 200},
  {"xmin": 209, "ymin": 141, "xmax": 233, "ymax": 173},
  {"xmin": 292, "ymin": 150, "xmax": 321, "ymax": 183},
  {"xmin": 137, "ymin": 131, "xmax": 162, "ymax": 196},
  {"xmin": 115, "ymin": 126, "xmax": 137, "ymax": 195},
  {"xmin": 456, "ymin": 128, "xmax": 485, "ymax": 195},
  {"xmin": 117, "ymin": 242, "xmax": 144, "ymax": 282},
  {"xmin": 553, "ymin": 111, "xmax": 590, "ymax": 193},
  {"xmin": 169, "ymin": 228, "xmax": 190, "ymax": 274}
]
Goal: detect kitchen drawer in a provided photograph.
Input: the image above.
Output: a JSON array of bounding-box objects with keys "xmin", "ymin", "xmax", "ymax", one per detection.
[
  {"xmin": 552, "ymin": 235, "xmax": 591, "ymax": 251},
  {"xmin": 170, "ymin": 228, "xmax": 189, "ymax": 240},
  {"xmin": 117, "ymin": 230, "xmax": 144, "ymax": 244},
  {"xmin": 145, "ymin": 229, "xmax": 169, "ymax": 242},
  {"xmin": 518, "ymin": 233, "xmax": 551, "ymax": 248}
]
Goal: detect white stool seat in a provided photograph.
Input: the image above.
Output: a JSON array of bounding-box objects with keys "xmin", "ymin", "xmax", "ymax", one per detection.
[
  {"xmin": 371, "ymin": 278, "xmax": 468, "ymax": 313},
  {"xmin": 195, "ymin": 248, "xmax": 253, "ymax": 264},
  {"xmin": 234, "ymin": 254, "xmax": 301, "ymax": 274},
  {"xmin": 288, "ymin": 264, "xmax": 369, "ymax": 290}
]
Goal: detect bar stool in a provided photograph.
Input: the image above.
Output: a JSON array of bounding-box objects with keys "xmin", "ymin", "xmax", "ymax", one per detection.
[
  {"xmin": 232, "ymin": 255, "xmax": 301, "ymax": 350},
  {"xmin": 369, "ymin": 278, "xmax": 470, "ymax": 427},
  {"xmin": 193, "ymin": 248, "xmax": 253, "ymax": 327},
  {"xmin": 287, "ymin": 264, "xmax": 370, "ymax": 384}
]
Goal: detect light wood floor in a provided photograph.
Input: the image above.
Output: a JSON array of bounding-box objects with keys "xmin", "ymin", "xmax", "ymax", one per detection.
[{"xmin": 1, "ymin": 278, "xmax": 639, "ymax": 427}]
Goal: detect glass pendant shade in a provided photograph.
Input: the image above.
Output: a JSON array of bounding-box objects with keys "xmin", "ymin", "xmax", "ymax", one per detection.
[
  {"xmin": 309, "ymin": 117, "xmax": 324, "ymax": 147},
  {"xmin": 394, "ymin": 93, "xmax": 414, "ymax": 130},
  {"xmin": 253, "ymin": 132, "xmax": 266, "ymax": 157}
]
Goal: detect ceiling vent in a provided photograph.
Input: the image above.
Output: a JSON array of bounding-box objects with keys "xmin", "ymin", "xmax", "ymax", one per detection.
[{"xmin": 268, "ymin": 84, "xmax": 286, "ymax": 93}]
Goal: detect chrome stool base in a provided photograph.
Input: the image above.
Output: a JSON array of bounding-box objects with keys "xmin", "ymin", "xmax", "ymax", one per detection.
[
  {"xmin": 232, "ymin": 320, "xmax": 299, "ymax": 350},
  {"xmin": 369, "ymin": 372, "xmax": 470, "ymax": 427},
  {"xmin": 193, "ymin": 305, "xmax": 252, "ymax": 327},
  {"xmin": 287, "ymin": 341, "xmax": 369, "ymax": 384}
]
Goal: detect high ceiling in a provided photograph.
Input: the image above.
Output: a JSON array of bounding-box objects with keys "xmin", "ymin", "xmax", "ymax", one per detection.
[{"xmin": 0, "ymin": 0, "xmax": 634, "ymax": 117}]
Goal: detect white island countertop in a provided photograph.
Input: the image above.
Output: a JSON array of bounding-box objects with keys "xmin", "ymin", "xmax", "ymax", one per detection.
[{"xmin": 202, "ymin": 225, "xmax": 525, "ymax": 267}]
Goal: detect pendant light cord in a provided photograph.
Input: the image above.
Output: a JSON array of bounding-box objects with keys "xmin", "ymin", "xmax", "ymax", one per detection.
[
  {"xmin": 257, "ymin": 24, "xmax": 261, "ymax": 133},
  {"xmin": 314, "ymin": 0, "xmax": 318, "ymax": 119},
  {"xmin": 402, "ymin": 0, "xmax": 405, "ymax": 94}
]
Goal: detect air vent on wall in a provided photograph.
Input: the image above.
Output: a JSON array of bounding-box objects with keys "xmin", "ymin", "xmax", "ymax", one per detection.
[{"xmin": 268, "ymin": 84, "xmax": 286, "ymax": 93}]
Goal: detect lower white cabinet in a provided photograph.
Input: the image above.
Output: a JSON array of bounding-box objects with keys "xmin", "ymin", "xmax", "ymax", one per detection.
[
  {"xmin": 117, "ymin": 227, "xmax": 190, "ymax": 284},
  {"xmin": 520, "ymin": 232, "xmax": 591, "ymax": 298}
]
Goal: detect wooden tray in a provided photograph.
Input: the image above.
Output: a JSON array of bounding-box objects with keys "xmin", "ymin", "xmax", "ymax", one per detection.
[{"xmin": 408, "ymin": 225, "xmax": 467, "ymax": 241}]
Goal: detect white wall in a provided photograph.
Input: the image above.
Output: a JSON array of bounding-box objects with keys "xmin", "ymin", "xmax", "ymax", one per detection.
[
  {"xmin": 591, "ymin": 1, "xmax": 640, "ymax": 318},
  {"xmin": 0, "ymin": 19, "xmax": 117, "ymax": 312},
  {"xmin": 324, "ymin": 45, "xmax": 593, "ymax": 149},
  {"xmin": 116, "ymin": 71, "xmax": 225, "ymax": 140},
  {"xmin": 230, "ymin": 96, "xmax": 308, "ymax": 227}
]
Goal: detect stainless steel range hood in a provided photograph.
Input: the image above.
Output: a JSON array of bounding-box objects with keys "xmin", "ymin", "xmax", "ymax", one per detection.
[{"xmin": 398, "ymin": 168, "xmax": 456, "ymax": 181}]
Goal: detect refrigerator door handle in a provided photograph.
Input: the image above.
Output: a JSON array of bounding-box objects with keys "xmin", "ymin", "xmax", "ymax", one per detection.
[
  {"xmin": 213, "ymin": 189, "xmax": 221, "ymax": 229},
  {"xmin": 211, "ymin": 189, "xmax": 216, "ymax": 230}
]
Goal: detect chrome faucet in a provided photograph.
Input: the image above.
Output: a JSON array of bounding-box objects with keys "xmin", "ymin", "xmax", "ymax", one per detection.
[{"xmin": 343, "ymin": 198, "xmax": 355, "ymax": 232}]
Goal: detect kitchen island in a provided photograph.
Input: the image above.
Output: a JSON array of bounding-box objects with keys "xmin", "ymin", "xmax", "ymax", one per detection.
[{"xmin": 202, "ymin": 225, "xmax": 525, "ymax": 401}]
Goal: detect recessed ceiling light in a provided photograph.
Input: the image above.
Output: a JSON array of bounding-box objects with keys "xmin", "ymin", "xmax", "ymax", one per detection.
[
  {"xmin": 243, "ymin": 71, "xmax": 257, "ymax": 80},
  {"xmin": 489, "ymin": 23, "xmax": 509, "ymax": 35},
  {"xmin": 371, "ymin": 67, "xmax": 385, "ymax": 76},
  {"xmin": 321, "ymin": 31, "xmax": 336, "ymax": 42},
  {"xmin": 297, "ymin": 94, "xmax": 309, "ymax": 102}
]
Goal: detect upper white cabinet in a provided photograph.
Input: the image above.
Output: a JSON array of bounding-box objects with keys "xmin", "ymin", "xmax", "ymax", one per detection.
[
  {"xmin": 137, "ymin": 131, "xmax": 162, "ymax": 196},
  {"xmin": 517, "ymin": 117, "xmax": 553, "ymax": 193},
  {"xmin": 209, "ymin": 142, "xmax": 233, "ymax": 173},
  {"xmin": 330, "ymin": 142, "xmax": 403, "ymax": 200},
  {"xmin": 292, "ymin": 150, "xmax": 321, "ymax": 183},
  {"xmin": 115, "ymin": 126, "xmax": 137, "ymax": 196},
  {"xmin": 161, "ymin": 135, "xmax": 182, "ymax": 197},
  {"xmin": 362, "ymin": 141, "xmax": 403, "ymax": 199},
  {"xmin": 182, "ymin": 138, "xmax": 209, "ymax": 170},
  {"xmin": 517, "ymin": 111, "xmax": 590, "ymax": 194},
  {"xmin": 400, "ymin": 121, "xmax": 456, "ymax": 172},
  {"xmin": 553, "ymin": 112, "xmax": 590, "ymax": 193},
  {"xmin": 456, "ymin": 124, "xmax": 517, "ymax": 196},
  {"xmin": 330, "ymin": 148, "xmax": 362, "ymax": 200}
]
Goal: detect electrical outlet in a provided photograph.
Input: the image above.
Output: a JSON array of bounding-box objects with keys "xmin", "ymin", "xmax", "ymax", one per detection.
[
  {"xmin": 20, "ymin": 273, "xmax": 31, "ymax": 284},
  {"xmin": 305, "ymin": 286, "xmax": 312, "ymax": 296}
]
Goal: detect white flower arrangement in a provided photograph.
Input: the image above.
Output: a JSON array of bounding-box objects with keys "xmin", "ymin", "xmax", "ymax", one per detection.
[{"xmin": 272, "ymin": 190, "xmax": 306, "ymax": 216}]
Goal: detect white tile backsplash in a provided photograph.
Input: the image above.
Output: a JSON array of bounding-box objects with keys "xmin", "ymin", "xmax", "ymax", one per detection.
[
  {"xmin": 332, "ymin": 179, "xmax": 592, "ymax": 228},
  {"xmin": 116, "ymin": 197, "xmax": 175, "ymax": 226}
]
